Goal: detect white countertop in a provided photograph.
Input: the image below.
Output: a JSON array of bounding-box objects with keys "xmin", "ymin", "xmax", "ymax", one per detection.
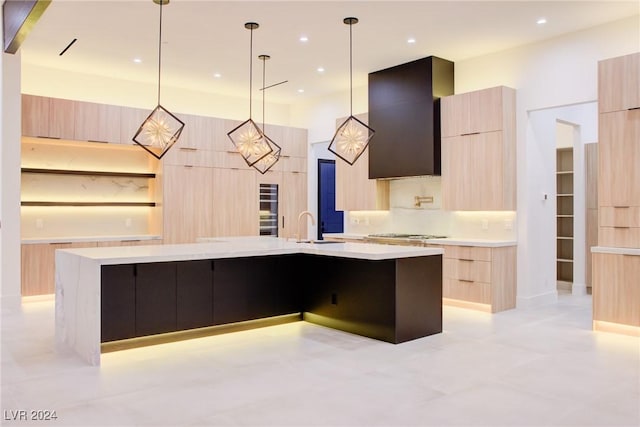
[
  {"xmin": 22, "ymin": 235, "xmax": 161, "ymax": 244},
  {"xmin": 57, "ymin": 236, "xmax": 443, "ymax": 265},
  {"xmin": 323, "ymin": 233, "xmax": 516, "ymax": 247},
  {"xmin": 591, "ymin": 246, "xmax": 640, "ymax": 256}
]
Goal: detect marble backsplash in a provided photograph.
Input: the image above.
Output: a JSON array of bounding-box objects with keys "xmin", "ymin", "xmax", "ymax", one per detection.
[{"xmin": 345, "ymin": 176, "xmax": 517, "ymax": 240}]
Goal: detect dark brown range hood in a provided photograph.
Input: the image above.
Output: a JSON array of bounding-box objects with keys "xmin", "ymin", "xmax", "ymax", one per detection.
[{"xmin": 368, "ymin": 56, "xmax": 454, "ymax": 179}]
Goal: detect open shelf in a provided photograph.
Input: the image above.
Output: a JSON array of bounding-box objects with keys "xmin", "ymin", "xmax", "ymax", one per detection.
[
  {"xmin": 557, "ymin": 148, "xmax": 574, "ymax": 284},
  {"xmin": 21, "ymin": 168, "xmax": 155, "ymax": 178}
]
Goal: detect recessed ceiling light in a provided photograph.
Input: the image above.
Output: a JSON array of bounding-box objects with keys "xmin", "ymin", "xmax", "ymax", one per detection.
[
  {"xmin": 537, "ymin": 18, "xmax": 547, "ymax": 25},
  {"xmin": 133, "ymin": 58, "xmax": 142, "ymax": 63},
  {"xmin": 299, "ymin": 36, "xmax": 309, "ymax": 42},
  {"xmin": 317, "ymin": 67, "xmax": 325, "ymax": 73},
  {"xmin": 213, "ymin": 73, "xmax": 222, "ymax": 78},
  {"xmin": 407, "ymin": 38, "xmax": 416, "ymax": 44},
  {"xmin": 297, "ymin": 89, "xmax": 305, "ymax": 93}
]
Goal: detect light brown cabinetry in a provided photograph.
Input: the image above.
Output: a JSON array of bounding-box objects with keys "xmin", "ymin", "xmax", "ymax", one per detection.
[
  {"xmin": 22, "ymin": 95, "xmax": 75, "ymax": 140},
  {"xmin": 593, "ymin": 252, "xmax": 640, "ymax": 328},
  {"xmin": 441, "ymin": 86, "xmax": 516, "ymax": 211},
  {"xmin": 585, "ymin": 143, "xmax": 598, "ymax": 288},
  {"xmin": 593, "ymin": 52, "xmax": 640, "ymax": 335},
  {"xmin": 212, "ymin": 168, "xmax": 259, "ymax": 237},
  {"xmin": 21, "ymin": 242, "xmax": 97, "ymax": 296},
  {"xmin": 440, "ymin": 244, "xmax": 516, "ymax": 313},
  {"xmin": 280, "ymin": 171, "xmax": 308, "ymax": 239},
  {"xmin": 75, "ymin": 101, "xmax": 121, "ymax": 143},
  {"xmin": 335, "ymin": 114, "xmax": 389, "ymax": 211},
  {"xmin": 598, "ymin": 52, "xmax": 640, "ymax": 114}
]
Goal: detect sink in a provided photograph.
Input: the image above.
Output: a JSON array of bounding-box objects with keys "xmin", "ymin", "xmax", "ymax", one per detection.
[{"xmin": 296, "ymin": 240, "xmax": 342, "ymax": 244}]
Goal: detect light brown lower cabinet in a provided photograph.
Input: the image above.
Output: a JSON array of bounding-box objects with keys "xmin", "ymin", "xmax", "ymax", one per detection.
[
  {"xmin": 439, "ymin": 245, "xmax": 517, "ymax": 313},
  {"xmin": 593, "ymin": 252, "xmax": 640, "ymax": 329},
  {"xmin": 280, "ymin": 171, "xmax": 308, "ymax": 240},
  {"xmin": 212, "ymin": 168, "xmax": 259, "ymax": 237},
  {"xmin": 21, "ymin": 242, "xmax": 97, "ymax": 296}
]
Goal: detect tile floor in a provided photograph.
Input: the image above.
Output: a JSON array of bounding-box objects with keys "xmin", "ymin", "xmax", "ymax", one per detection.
[{"xmin": 1, "ymin": 294, "xmax": 639, "ymax": 426}]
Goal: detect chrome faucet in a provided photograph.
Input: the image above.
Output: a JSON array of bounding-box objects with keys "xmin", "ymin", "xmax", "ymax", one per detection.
[{"xmin": 297, "ymin": 211, "xmax": 315, "ymax": 243}]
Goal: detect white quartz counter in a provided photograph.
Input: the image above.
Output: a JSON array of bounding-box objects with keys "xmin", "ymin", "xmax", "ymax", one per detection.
[
  {"xmin": 58, "ymin": 236, "xmax": 443, "ymax": 265},
  {"xmin": 591, "ymin": 246, "xmax": 640, "ymax": 256}
]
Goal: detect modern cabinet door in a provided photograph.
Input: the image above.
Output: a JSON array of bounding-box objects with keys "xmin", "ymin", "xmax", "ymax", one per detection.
[
  {"xmin": 163, "ymin": 165, "xmax": 215, "ymax": 243},
  {"xmin": 101, "ymin": 264, "xmax": 136, "ymax": 342},
  {"xmin": 441, "ymin": 86, "xmax": 509, "ymax": 137},
  {"xmin": 135, "ymin": 262, "xmax": 177, "ymax": 336},
  {"xmin": 21, "ymin": 94, "xmax": 49, "ymax": 137},
  {"xmin": 75, "ymin": 101, "xmax": 121, "ymax": 143},
  {"xmin": 598, "ymin": 109, "xmax": 640, "ymax": 208},
  {"xmin": 280, "ymin": 171, "xmax": 307, "ymax": 239},
  {"xmin": 212, "ymin": 258, "xmax": 249, "ymax": 325},
  {"xmin": 598, "ymin": 52, "xmax": 640, "ymax": 114},
  {"xmin": 212, "ymin": 168, "xmax": 258, "ymax": 237},
  {"xmin": 21, "ymin": 95, "xmax": 75, "ymax": 140},
  {"xmin": 593, "ymin": 253, "xmax": 640, "ymax": 327},
  {"xmin": 442, "ymin": 131, "xmax": 512, "ymax": 210},
  {"xmin": 176, "ymin": 259, "xmax": 213, "ymax": 330}
]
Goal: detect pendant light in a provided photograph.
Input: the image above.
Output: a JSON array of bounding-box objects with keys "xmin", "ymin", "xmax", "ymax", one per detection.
[
  {"xmin": 328, "ymin": 17, "xmax": 374, "ymax": 166},
  {"xmin": 227, "ymin": 22, "xmax": 273, "ymax": 167},
  {"xmin": 253, "ymin": 54, "xmax": 282, "ymax": 174},
  {"xmin": 132, "ymin": 0, "xmax": 185, "ymax": 160}
]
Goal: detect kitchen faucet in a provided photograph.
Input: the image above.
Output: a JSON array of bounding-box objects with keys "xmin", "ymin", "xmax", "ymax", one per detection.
[{"xmin": 297, "ymin": 211, "xmax": 315, "ymax": 243}]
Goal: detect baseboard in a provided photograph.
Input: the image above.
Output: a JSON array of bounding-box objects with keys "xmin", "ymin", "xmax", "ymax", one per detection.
[
  {"xmin": 0, "ymin": 294, "xmax": 22, "ymax": 311},
  {"xmin": 572, "ymin": 282, "xmax": 588, "ymax": 296},
  {"xmin": 516, "ymin": 290, "xmax": 558, "ymax": 309}
]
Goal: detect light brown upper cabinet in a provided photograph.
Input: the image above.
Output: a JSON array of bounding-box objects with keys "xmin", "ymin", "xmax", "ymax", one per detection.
[
  {"xmin": 598, "ymin": 52, "xmax": 640, "ymax": 114},
  {"xmin": 441, "ymin": 86, "xmax": 514, "ymax": 138},
  {"xmin": 441, "ymin": 86, "xmax": 516, "ymax": 211},
  {"xmin": 74, "ymin": 101, "xmax": 121, "ymax": 144},
  {"xmin": 22, "ymin": 94, "xmax": 75, "ymax": 140},
  {"xmin": 120, "ymin": 106, "xmax": 151, "ymax": 146},
  {"xmin": 334, "ymin": 114, "xmax": 390, "ymax": 211}
]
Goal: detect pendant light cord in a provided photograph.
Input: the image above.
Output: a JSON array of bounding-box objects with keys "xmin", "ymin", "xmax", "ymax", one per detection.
[
  {"xmin": 262, "ymin": 56, "xmax": 266, "ymax": 130},
  {"xmin": 249, "ymin": 27, "xmax": 253, "ymax": 119},
  {"xmin": 157, "ymin": 0, "xmax": 163, "ymax": 105},
  {"xmin": 349, "ymin": 20, "xmax": 353, "ymax": 117}
]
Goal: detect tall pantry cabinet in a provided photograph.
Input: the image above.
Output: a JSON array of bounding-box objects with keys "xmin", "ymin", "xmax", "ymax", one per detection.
[{"xmin": 592, "ymin": 52, "xmax": 640, "ymax": 335}]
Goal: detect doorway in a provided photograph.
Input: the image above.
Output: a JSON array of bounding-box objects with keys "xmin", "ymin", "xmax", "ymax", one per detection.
[{"xmin": 317, "ymin": 159, "xmax": 343, "ymax": 240}]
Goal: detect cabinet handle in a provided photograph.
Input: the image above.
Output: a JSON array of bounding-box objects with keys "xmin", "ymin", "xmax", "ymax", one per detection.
[
  {"xmin": 628, "ymin": 107, "xmax": 640, "ymax": 111},
  {"xmin": 179, "ymin": 147, "xmax": 198, "ymax": 151},
  {"xmin": 459, "ymin": 258, "xmax": 474, "ymax": 262},
  {"xmin": 461, "ymin": 132, "xmax": 480, "ymax": 136},
  {"xmin": 184, "ymin": 165, "xmax": 194, "ymax": 168},
  {"xmin": 88, "ymin": 140, "xmax": 109, "ymax": 144},
  {"xmin": 459, "ymin": 279, "xmax": 474, "ymax": 283},
  {"xmin": 613, "ymin": 226, "xmax": 630, "ymax": 229},
  {"xmin": 49, "ymin": 242, "xmax": 72, "ymax": 245},
  {"xmin": 282, "ymin": 216, "xmax": 285, "ymax": 228},
  {"xmin": 613, "ymin": 206, "xmax": 630, "ymax": 209},
  {"xmin": 38, "ymin": 135, "xmax": 61, "ymax": 140}
]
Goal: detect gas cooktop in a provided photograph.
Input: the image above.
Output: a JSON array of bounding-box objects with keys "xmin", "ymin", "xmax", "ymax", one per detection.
[{"xmin": 367, "ymin": 233, "xmax": 448, "ymax": 240}]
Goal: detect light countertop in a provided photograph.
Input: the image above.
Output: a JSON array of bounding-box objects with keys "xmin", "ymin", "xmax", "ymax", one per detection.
[
  {"xmin": 591, "ymin": 246, "xmax": 640, "ymax": 256},
  {"xmin": 57, "ymin": 236, "xmax": 443, "ymax": 265}
]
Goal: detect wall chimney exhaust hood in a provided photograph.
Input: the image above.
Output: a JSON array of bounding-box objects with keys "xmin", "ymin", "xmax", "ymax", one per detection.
[{"xmin": 368, "ymin": 56, "xmax": 454, "ymax": 179}]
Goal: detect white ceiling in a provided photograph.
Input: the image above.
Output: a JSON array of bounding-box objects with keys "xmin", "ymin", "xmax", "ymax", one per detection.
[{"xmin": 20, "ymin": 1, "xmax": 639, "ymax": 105}]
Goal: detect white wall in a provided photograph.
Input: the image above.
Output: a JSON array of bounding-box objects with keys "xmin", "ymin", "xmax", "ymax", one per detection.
[
  {"xmin": 1, "ymin": 49, "xmax": 23, "ymax": 306},
  {"xmin": 455, "ymin": 16, "xmax": 637, "ymax": 307}
]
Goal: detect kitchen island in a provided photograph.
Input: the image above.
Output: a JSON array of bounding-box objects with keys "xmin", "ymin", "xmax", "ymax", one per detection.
[{"xmin": 55, "ymin": 237, "xmax": 443, "ymax": 365}]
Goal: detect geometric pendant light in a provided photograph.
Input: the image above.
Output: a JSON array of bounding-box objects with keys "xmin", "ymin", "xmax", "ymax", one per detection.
[
  {"xmin": 133, "ymin": 0, "xmax": 184, "ymax": 160},
  {"xmin": 252, "ymin": 54, "xmax": 282, "ymax": 175},
  {"xmin": 328, "ymin": 17, "xmax": 375, "ymax": 166},
  {"xmin": 227, "ymin": 22, "xmax": 273, "ymax": 167}
]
